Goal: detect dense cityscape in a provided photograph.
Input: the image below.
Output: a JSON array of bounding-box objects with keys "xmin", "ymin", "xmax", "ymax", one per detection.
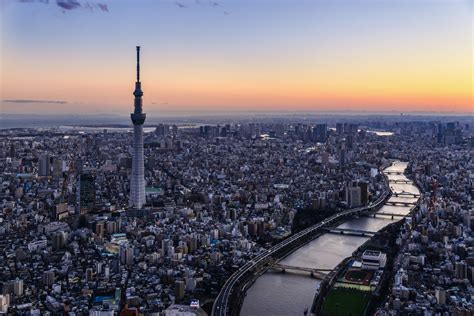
[
  {"xmin": 0, "ymin": 114, "xmax": 472, "ymax": 315},
  {"xmin": 1, "ymin": 1, "xmax": 473, "ymax": 315}
]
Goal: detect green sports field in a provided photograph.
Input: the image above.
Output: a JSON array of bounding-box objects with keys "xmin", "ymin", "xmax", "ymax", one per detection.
[{"xmin": 320, "ymin": 287, "xmax": 370, "ymax": 316}]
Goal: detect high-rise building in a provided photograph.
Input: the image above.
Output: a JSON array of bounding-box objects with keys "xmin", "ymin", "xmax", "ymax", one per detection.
[
  {"xmin": 86, "ymin": 268, "xmax": 94, "ymax": 282},
  {"xmin": 78, "ymin": 174, "xmax": 95, "ymax": 214},
  {"xmin": 321, "ymin": 151, "xmax": 329, "ymax": 168},
  {"xmin": 0, "ymin": 294, "xmax": 9, "ymax": 313},
  {"xmin": 13, "ymin": 279, "xmax": 23, "ymax": 296},
  {"xmin": 435, "ymin": 287, "xmax": 446, "ymax": 305},
  {"xmin": 129, "ymin": 46, "xmax": 146, "ymax": 209},
  {"xmin": 346, "ymin": 186, "xmax": 361, "ymax": 207},
  {"xmin": 336, "ymin": 123, "xmax": 344, "ymax": 135},
  {"xmin": 120, "ymin": 246, "xmax": 134, "ymax": 266},
  {"xmin": 156, "ymin": 124, "xmax": 169, "ymax": 137},
  {"xmin": 358, "ymin": 181, "xmax": 369, "ymax": 205},
  {"xmin": 339, "ymin": 148, "xmax": 346, "ymax": 167},
  {"xmin": 43, "ymin": 270, "xmax": 55, "ymax": 287},
  {"xmin": 52, "ymin": 231, "xmax": 67, "ymax": 250},
  {"xmin": 8, "ymin": 143, "xmax": 15, "ymax": 158},
  {"xmin": 52, "ymin": 158, "xmax": 63, "ymax": 179},
  {"xmin": 39, "ymin": 154, "xmax": 50, "ymax": 177},
  {"xmin": 455, "ymin": 261, "xmax": 467, "ymax": 279},
  {"xmin": 314, "ymin": 123, "xmax": 327, "ymax": 143},
  {"xmin": 175, "ymin": 280, "xmax": 185, "ymax": 302}
]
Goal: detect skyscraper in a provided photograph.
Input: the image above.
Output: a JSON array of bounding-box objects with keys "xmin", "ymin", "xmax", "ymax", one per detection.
[
  {"xmin": 39, "ymin": 154, "xmax": 50, "ymax": 177},
  {"xmin": 78, "ymin": 174, "xmax": 95, "ymax": 214},
  {"xmin": 314, "ymin": 123, "xmax": 327, "ymax": 143},
  {"xmin": 129, "ymin": 46, "xmax": 146, "ymax": 209}
]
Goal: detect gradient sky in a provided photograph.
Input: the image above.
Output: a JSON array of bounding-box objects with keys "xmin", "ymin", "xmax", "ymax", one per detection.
[{"xmin": 1, "ymin": 0, "xmax": 473, "ymax": 115}]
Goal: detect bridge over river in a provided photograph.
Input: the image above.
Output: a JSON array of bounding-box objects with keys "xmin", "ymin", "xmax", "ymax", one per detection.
[
  {"xmin": 212, "ymin": 190, "xmax": 393, "ymax": 316},
  {"xmin": 213, "ymin": 161, "xmax": 420, "ymax": 316},
  {"xmin": 268, "ymin": 263, "xmax": 332, "ymax": 279}
]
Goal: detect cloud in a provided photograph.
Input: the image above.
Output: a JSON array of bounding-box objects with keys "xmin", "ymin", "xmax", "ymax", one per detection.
[
  {"xmin": 3, "ymin": 99, "xmax": 68, "ymax": 104},
  {"xmin": 17, "ymin": 0, "xmax": 50, "ymax": 3},
  {"xmin": 97, "ymin": 3, "xmax": 108, "ymax": 12},
  {"xmin": 16, "ymin": 0, "xmax": 109, "ymax": 12},
  {"xmin": 172, "ymin": 0, "xmax": 230, "ymax": 15},
  {"xmin": 83, "ymin": 1, "xmax": 108, "ymax": 12},
  {"xmin": 17, "ymin": 0, "xmax": 49, "ymax": 3},
  {"xmin": 56, "ymin": 0, "xmax": 81, "ymax": 10}
]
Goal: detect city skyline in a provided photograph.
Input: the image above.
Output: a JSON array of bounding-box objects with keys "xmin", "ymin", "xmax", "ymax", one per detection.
[
  {"xmin": 1, "ymin": 1, "xmax": 473, "ymax": 314},
  {"xmin": 1, "ymin": 0, "xmax": 473, "ymax": 115}
]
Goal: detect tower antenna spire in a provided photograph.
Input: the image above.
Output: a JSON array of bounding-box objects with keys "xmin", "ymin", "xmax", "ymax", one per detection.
[{"xmin": 136, "ymin": 46, "xmax": 140, "ymax": 82}]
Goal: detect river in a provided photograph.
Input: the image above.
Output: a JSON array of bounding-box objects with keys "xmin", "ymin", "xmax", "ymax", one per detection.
[{"xmin": 240, "ymin": 161, "xmax": 419, "ymax": 316}]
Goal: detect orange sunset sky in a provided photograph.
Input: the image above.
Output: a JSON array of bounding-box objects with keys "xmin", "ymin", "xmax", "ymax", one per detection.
[{"xmin": 1, "ymin": 0, "xmax": 473, "ymax": 115}]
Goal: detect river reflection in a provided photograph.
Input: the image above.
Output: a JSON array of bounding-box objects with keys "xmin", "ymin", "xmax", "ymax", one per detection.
[{"xmin": 240, "ymin": 161, "xmax": 419, "ymax": 316}]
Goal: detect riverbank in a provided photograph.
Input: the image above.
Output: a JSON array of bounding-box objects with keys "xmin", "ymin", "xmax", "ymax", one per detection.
[
  {"xmin": 217, "ymin": 179, "xmax": 391, "ymax": 316},
  {"xmin": 311, "ymin": 162, "xmax": 421, "ymax": 316},
  {"xmin": 238, "ymin": 163, "xmax": 413, "ymax": 315}
]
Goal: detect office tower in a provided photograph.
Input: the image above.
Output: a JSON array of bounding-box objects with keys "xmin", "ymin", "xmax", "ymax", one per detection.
[
  {"xmin": 348, "ymin": 123, "xmax": 359, "ymax": 136},
  {"xmin": 321, "ymin": 151, "xmax": 329, "ymax": 168},
  {"xmin": 39, "ymin": 154, "xmax": 50, "ymax": 176},
  {"xmin": 120, "ymin": 246, "xmax": 134, "ymax": 266},
  {"xmin": 129, "ymin": 46, "xmax": 146, "ymax": 209},
  {"xmin": 52, "ymin": 158, "xmax": 62, "ymax": 179},
  {"xmin": 0, "ymin": 294, "xmax": 9, "ymax": 313},
  {"xmin": 13, "ymin": 279, "xmax": 23, "ymax": 296},
  {"xmin": 78, "ymin": 174, "xmax": 95, "ymax": 214},
  {"xmin": 358, "ymin": 181, "xmax": 369, "ymax": 205},
  {"xmin": 43, "ymin": 270, "xmax": 55, "ymax": 286},
  {"xmin": 52, "ymin": 231, "xmax": 67, "ymax": 250},
  {"xmin": 336, "ymin": 123, "xmax": 344, "ymax": 135},
  {"xmin": 339, "ymin": 148, "xmax": 346, "ymax": 167},
  {"xmin": 346, "ymin": 135, "xmax": 354, "ymax": 149},
  {"xmin": 346, "ymin": 186, "xmax": 362, "ymax": 207},
  {"xmin": 155, "ymin": 124, "xmax": 169, "ymax": 137},
  {"xmin": 175, "ymin": 280, "xmax": 185, "ymax": 302},
  {"xmin": 95, "ymin": 221, "xmax": 105, "ymax": 237},
  {"xmin": 86, "ymin": 268, "xmax": 94, "ymax": 282},
  {"xmin": 74, "ymin": 159, "xmax": 83, "ymax": 174},
  {"xmin": 455, "ymin": 261, "xmax": 467, "ymax": 279},
  {"xmin": 8, "ymin": 143, "xmax": 15, "ymax": 158},
  {"xmin": 435, "ymin": 287, "xmax": 446, "ymax": 305},
  {"xmin": 314, "ymin": 123, "xmax": 327, "ymax": 143}
]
